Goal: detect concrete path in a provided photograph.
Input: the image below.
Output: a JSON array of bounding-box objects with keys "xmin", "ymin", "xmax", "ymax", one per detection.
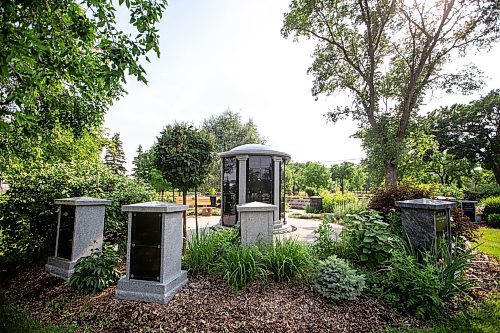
[{"xmin": 186, "ymin": 212, "xmax": 343, "ymax": 243}]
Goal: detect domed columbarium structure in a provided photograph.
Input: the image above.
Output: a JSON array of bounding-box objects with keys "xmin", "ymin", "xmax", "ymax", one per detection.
[{"xmin": 219, "ymin": 144, "xmax": 292, "ymax": 233}]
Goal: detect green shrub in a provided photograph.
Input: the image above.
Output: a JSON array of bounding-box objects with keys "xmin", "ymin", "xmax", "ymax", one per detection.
[
  {"xmin": 342, "ymin": 210, "xmax": 397, "ymax": 268},
  {"xmin": 184, "ymin": 228, "xmax": 239, "ymax": 276},
  {"xmin": 215, "ymin": 244, "xmax": 263, "ymax": 291},
  {"xmin": 261, "ymin": 238, "xmax": 312, "ymax": 282},
  {"xmin": 304, "ymin": 205, "xmax": 318, "ymax": 214},
  {"xmin": 368, "ymin": 185, "xmax": 431, "ymax": 216},
  {"xmin": 477, "ymin": 184, "xmax": 500, "ymax": 200},
  {"xmin": 481, "ymin": 196, "xmax": 500, "ymax": 223},
  {"xmin": 68, "ymin": 243, "xmax": 122, "ymax": 294},
  {"xmin": 486, "ymin": 213, "xmax": 500, "ymax": 227},
  {"xmin": 0, "ymin": 161, "xmax": 154, "ymax": 267},
  {"xmin": 314, "ymin": 255, "xmax": 365, "ymax": 301},
  {"xmin": 313, "ymin": 219, "xmax": 350, "ymax": 260},
  {"xmin": 319, "ymin": 189, "xmax": 358, "ymax": 214},
  {"xmin": 382, "ymin": 240, "xmax": 475, "ymax": 319}
]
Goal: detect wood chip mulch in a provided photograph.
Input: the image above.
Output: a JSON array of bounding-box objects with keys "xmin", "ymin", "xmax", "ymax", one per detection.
[{"xmin": 2, "ymin": 252, "xmax": 498, "ymax": 333}]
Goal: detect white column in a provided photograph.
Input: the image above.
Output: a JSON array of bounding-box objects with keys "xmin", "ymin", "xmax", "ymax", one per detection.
[
  {"xmin": 273, "ymin": 156, "xmax": 282, "ymax": 222},
  {"xmin": 236, "ymin": 155, "xmax": 248, "ymax": 206}
]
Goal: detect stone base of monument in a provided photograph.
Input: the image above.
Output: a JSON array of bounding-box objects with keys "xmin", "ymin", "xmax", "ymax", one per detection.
[
  {"xmin": 273, "ymin": 222, "xmax": 295, "ymax": 234},
  {"xmin": 45, "ymin": 257, "xmax": 77, "ymax": 280},
  {"xmin": 116, "ymin": 270, "xmax": 188, "ymax": 304}
]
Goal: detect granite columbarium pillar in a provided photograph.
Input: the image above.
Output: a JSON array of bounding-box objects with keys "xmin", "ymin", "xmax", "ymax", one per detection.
[
  {"xmin": 395, "ymin": 198, "xmax": 456, "ymax": 252},
  {"xmin": 45, "ymin": 197, "xmax": 111, "ymax": 280},
  {"xmin": 116, "ymin": 201, "xmax": 188, "ymax": 304}
]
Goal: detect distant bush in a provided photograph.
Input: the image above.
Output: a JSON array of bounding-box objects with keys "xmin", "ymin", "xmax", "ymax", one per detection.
[
  {"xmin": 477, "ymin": 184, "xmax": 500, "ymax": 200},
  {"xmin": 486, "ymin": 213, "xmax": 500, "ymax": 227},
  {"xmin": 0, "ymin": 161, "xmax": 154, "ymax": 267},
  {"xmin": 304, "ymin": 205, "xmax": 318, "ymax": 214},
  {"xmin": 481, "ymin": 196, "xmax": 500, "ymax": 218},
  {"xmin": 314, "ymin": 255, "xmax": 365, "ymax": 301},
  {"xmin": 325, "ymin": 200, "xmax": 368, "ymax": 222},
  {"xmin": 68, "ymin": 244, "xmax": 121, "ymax": 294},
  {"xmin": 368, "ymin": 185, "xmax": 431, "ymax": 216},
  {"xmin": 184, "ymin": 228, "xmax": 239, "ymax": 276},
  {"xmin": 319, "ymin": 190, "xmax": 357, "ymax": 214}
]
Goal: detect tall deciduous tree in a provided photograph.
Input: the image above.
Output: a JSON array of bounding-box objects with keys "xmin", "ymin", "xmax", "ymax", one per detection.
[
  {"xmin": 154, "ymin": 123, "xmax": 216, "ymax": 249},
  {"xmin": 428, "ymin": 89, "xmax": 500, "ymax": 184},
  {"xmin": 104, "ymin": 133, "xmax": 127, "ymax": 175},
  {"xmin": 282, "ymin": 0, "xmax": 498, "ymax": 188},
  {"xmin": 330, "ymin": 162, "xmax": 354, "ymax": 194}
]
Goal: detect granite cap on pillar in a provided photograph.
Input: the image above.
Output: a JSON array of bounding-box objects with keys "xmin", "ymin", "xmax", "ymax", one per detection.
[
  {"xmin": 54, "ymin": 197, "xmax": 111, "ymax": 206},
  {"xmin": 237, "ymin": 201, "xmax": 277, "ymax": 212},
  {"xmin": 122, "ymin": 201, "xmax": 188, "ymax": 213},
  {"xmin": 218, "ymin": 144, "xmax": 291, "ymax": 161},
  {"xmin": 395, "ymin": 198, "xmax": 456, "ymax": 210}
]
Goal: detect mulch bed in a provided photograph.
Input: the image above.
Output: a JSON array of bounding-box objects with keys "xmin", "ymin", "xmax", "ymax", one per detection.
[{"xmin": 2, "ymin": 253, "xmax": 499, "ymax": 333}]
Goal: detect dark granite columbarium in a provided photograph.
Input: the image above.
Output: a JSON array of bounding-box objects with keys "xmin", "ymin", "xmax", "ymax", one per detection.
[{"xmin": 395, "ymin": 198, "xmax": 456, "ymax": 252}]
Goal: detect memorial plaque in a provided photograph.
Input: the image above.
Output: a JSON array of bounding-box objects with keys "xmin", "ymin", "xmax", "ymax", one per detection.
[
  {"xmin": 130, "ymin": 212, "xmax": 162, "ymax": 281},
  {"xmin": 57, "ymin": 205, "xmax": 75, "ymax": 260},
  {"xmin": 461, "ymin": 201, "xmax": 476, "ymax": 222},
  {"xmin": 435, "ymin": 210, "xmax": 448, "ymax": 234}
]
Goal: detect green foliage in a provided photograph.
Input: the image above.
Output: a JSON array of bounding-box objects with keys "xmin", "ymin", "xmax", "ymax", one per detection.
[
  {"xmin": 154, "ymin": 123, "xmax": 216, "ymax": 192},
  {"xmin": 0, "ymin": 161, "xmax": 154, "ymax": 266},
  {"xmin": 385, "ymin": 293, "xmax": 500, "ymax": 333},
  {"xmin": 320, "ymin": 189, "xmax": 358, "ymax": 214},
  {"xmin": 104, "ymin": 133, "xmax": 127, "ymax": 175},
  {"xmin": 486, "ymin": 213, "xmax": 500, "ymax": 227},
  {"xmin": 0, "ymin": 295, "xmax": 74, "ymax": 333},
  {"xmin": 481, "ymin": 196, "xmax": 500, "ymax": 218},
  {"xmin": 68, "ymin": 244, "xmax": 121, "ymax": 294},
  {"xmin": 324, "ymin": 199, "xmax": 368, "ymax": 222},
  {"xmin": 184, "ymin": 228, "xmax": 240, "ymax": 276},
  {"xmin": 368, "ymin": 185, "xmax": 431, "ymax": 216},
  {"xmin": 429, "ymin": 90, "xmax": 500, "ymax": 184},
  {"xmin": 314, "ymin": 255, "xmax": 365, "ymax": 301},
  {"xmin": 215, "ymin": 244, "xmax": 263, "ymax": 291},
  {"xmin": 330, "ymin": 162, "xmax": 354, "ymax": 194},
  {"xmin": 304, "ymin": 205, "xmax": 318, "ymax": 214},
  {"xmin": 313, "ymin": 219, "xmax": 350, "ymax": 260},
  {"xmin": 382, "ymin": 241, "xmax": 475, "ymax": 319},
  {"xmin": 301, "ymin": 162, "xmax": 332, "ymax": 193},
  {"xmin": 260, "ymin": 238, "xmax": 312, "ymax": 282},
  {"xmin": 474, "ymin": 228, "xmax": 500, "ymax": 259},
  {"xmin": 477, "ymin": 184, "xmax": 500, "ymax": 200},
  {"xmin": 342, "ymin": 210, "xmax": 396, "ymax": 268}
]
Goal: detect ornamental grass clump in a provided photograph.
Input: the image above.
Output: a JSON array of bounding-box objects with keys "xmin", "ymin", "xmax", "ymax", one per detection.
[
  {"xmin": 314, "ymin": 255, "xmax": 365, "ymax": 301},
  {"xmin": 215, "ymin": 243, "xmax": 263, "ymax": 291},
  {"xmin": 184, "ymin": 227, "xmax": 239, "ymax": 276},
  {"xmin": 261, "ymin": 238, "xmax": 312, "ymax": 282},
  {"xmin": 68, "ymin": 243, "xmax": 121, "ymax": 294}
]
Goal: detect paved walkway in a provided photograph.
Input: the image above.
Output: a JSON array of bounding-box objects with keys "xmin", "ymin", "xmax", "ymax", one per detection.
[{"xmin": 186, "ymin": 212, "xmax": 343, "ymax": 243}]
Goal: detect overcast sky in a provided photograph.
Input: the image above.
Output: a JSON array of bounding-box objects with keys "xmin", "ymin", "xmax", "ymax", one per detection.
[{"xmin": 104, "ymin": 0, "xmax": 500, "ymax": 173}]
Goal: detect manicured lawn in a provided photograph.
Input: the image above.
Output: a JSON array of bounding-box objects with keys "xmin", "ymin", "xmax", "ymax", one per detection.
[{"xmin": 474, "ymin": 228, "xmax": 500, "ymax": 259}]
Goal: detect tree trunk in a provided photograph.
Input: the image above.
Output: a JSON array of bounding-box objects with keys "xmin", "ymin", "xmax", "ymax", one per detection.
[
  {"xmin": 340, "ymin": 177, "xmax": 344, "ymax": 194},
  {"xmin": 194, "ymin": 186, "xmax": 199, "ymax": 238},
  {"xmin": 384, "ymin": 160, "xmax": 397, "ymax": 189},
  {"xmin": 182, "ymin": 190, "xmax": 187, "ymax": 253},
  {"xmin": 494, "ymin": 162, "xmax": 500, "ymax": 185}
]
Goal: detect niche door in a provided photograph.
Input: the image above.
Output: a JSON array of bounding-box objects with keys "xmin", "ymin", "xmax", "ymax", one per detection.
[{"xmin": 130, "ymin": 212, "xmax": 162, "ymax": 281}]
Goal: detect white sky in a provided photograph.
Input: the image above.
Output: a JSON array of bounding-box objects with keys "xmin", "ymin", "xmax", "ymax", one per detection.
[{"xmin": 104, "ymin": 0, "xmax": 500, "ymax": 173}]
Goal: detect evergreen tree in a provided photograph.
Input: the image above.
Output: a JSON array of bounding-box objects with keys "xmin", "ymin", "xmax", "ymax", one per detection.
[{"xmin": 104, "ymin": 133, "xmax": 126, "ymax": 175}]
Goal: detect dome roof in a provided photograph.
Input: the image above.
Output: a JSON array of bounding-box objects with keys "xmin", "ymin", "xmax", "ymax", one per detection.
[{"xmin": 219, "ymin": 144, "xmax": 290, "ymax": 160}]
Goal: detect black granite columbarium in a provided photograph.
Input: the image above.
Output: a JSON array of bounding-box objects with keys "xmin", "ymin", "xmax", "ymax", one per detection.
[
  {"xmin": 460, "ymin": 200, "xmax": 477, "ymax": 223},
  {"xmin": 309, "ymin": 196, "xmax": 323, "ymax": 213},
  {"xmin": 395, "ymin": 198, "xmax": 456, "ymax": 252}
]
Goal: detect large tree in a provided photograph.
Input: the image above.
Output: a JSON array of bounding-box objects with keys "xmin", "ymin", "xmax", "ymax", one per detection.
[
  {"xmin": 428, "ymin": 89, "xmax": 500, "ymax": 184},
  {"xmin": 154, "ymin": 123, "xmax": 216, "ymax": 249},
  {"xmin": 282, "ymin": 0, "xmax": 498, "ymax": 188},
  {"xmin": 330, "ymin": 162, "xmax": 354, "ymax": 194},
  {"xmin": 0, "ymin": 0, "xmax": 167, "ymax": 175}
]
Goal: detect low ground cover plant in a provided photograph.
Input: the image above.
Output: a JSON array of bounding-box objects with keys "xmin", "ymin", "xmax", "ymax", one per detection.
[
  {"xmin": 68, "ymin": 243, "xmax": 121, "ymax": 294},
  {"xmin": 314, "ymin": 255, "xmax": 365, "ymax": 301}
]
